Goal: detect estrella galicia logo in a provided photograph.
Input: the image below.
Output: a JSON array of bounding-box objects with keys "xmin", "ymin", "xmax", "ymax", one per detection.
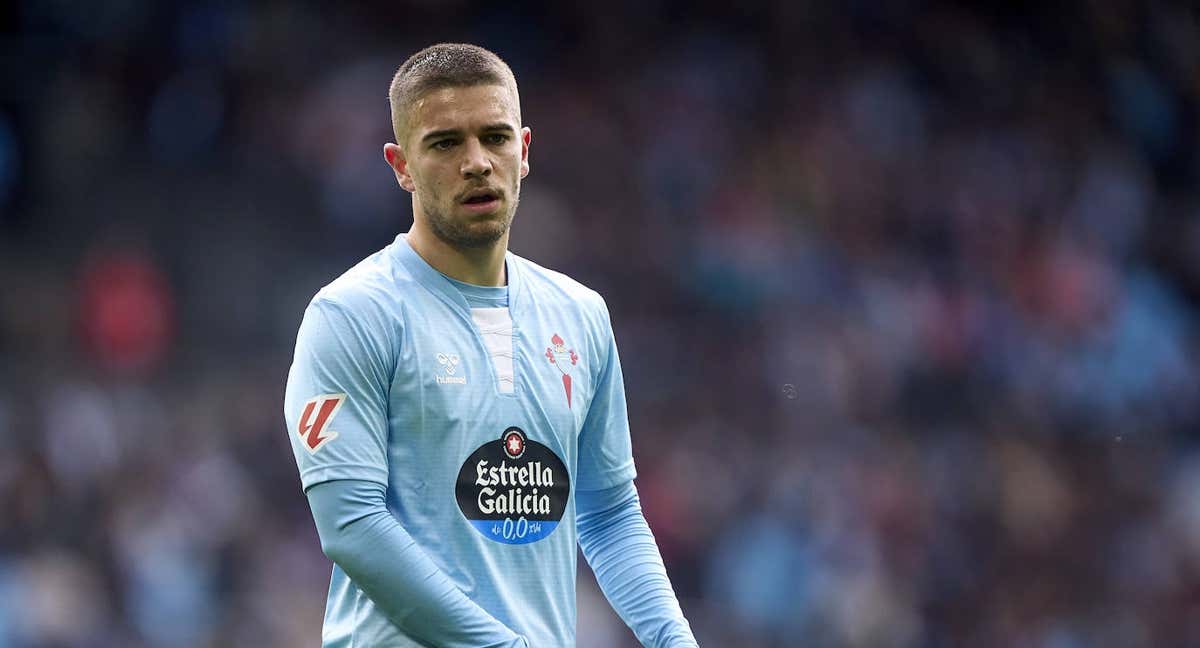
[{"xmin": 456, "ymin": 427, "xmax": 570, "ymax": 545}]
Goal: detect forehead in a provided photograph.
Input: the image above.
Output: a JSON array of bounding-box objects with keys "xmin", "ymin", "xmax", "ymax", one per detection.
[{"xmin": 409, "ymin": 84, "xmax": 519, "ymax": 135}]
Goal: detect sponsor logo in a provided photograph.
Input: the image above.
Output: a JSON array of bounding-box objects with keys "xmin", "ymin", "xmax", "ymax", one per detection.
[
  {"xmin": 544, "ymin": 333, "xmax": 579, "ymax": 407},
  {"xmin": 436, "ymin": 352, "xmax": 466, "ymax": 385},
  {"xmin": 503, "ymin": 428, "xmax": 525, "ymax": 459},
  {"xmin": 296, "ymin": 394, "xmax": 346, "ymax": 453},
  {"xmin": 456, "ymin": 427, "xmax": 570, "ymax": 545}
]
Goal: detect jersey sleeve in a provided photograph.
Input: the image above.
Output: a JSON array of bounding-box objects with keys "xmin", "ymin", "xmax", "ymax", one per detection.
[
  {"xmin": 308, "ymin": 479, "xmax": 530, "ymax": 647},
  {"xmin": 576, "ymin": 298, "xmax": 638, "ymax": 491},
  {"xmin": 577, "ymin": 481, "xmax": 698, "ymax": 647},
  {"xmin": 284, "ymin": 296, "xmax": 395, "ymax": 490}
]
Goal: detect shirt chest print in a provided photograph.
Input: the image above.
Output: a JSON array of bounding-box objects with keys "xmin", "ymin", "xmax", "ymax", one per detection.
[
  {"xmin": 436, "ymin": 352, "xmax": 466, "ymax": 385},
  {"xmin": 544, "ymin": 333, "xmax": 579, "ymax": 408},
  {"xmin": 456, "ymin": 426, "xmax": 570, "ymax": 544}
]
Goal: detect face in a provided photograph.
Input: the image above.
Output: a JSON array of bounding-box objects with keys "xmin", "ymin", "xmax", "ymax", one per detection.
[{"xmin": 385, "ymin": 84, "xmax": 530, "ymax": 249}]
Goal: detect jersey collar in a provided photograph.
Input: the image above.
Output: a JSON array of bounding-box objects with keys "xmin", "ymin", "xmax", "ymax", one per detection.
[{"xmin": 390, "ymin": 233, "xmax": 525, "ymax": 318}]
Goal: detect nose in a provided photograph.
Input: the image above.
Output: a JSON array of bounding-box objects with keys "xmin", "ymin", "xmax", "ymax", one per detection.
[{"xmin": 460, "ymin": 138, "xmax": 492, "ymax": 179}]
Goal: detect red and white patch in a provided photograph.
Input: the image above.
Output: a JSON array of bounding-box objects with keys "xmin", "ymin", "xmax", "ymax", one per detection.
[
  {"xmin": 503, "ymin": 429, "xmax": 526, "ymax": 459},
  {"xmin": 545, "ymin": 333, "xmax": 580, "ymax": 408},
  {"xmin": 296, "ymin": 394, "xmax": 346, "ymax": 453}
]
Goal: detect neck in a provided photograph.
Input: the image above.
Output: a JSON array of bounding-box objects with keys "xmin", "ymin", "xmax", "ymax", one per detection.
[{"xmin": 405, "ymin": 222, "xmax": 509, "ymax": 287}]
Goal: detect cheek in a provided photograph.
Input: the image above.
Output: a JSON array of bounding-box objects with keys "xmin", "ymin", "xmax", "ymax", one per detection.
[
  {"xmin": 414, "ymin": 167, "xmax": 448, "ymax": 196},
  {"xmin": 503, "ymin": 149, "xmax": 524, "ymax": 174}
]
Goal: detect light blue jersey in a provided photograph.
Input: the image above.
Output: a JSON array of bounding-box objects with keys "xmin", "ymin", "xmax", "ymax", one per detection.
[{"xmin": 284, "ymin": 234, "xmax": 637, "ymax": 647}]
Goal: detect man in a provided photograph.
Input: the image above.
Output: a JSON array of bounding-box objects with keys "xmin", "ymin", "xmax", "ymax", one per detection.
[{"xmin": 284, "ymin": 43, "xmax": 699, "ymax": 647}]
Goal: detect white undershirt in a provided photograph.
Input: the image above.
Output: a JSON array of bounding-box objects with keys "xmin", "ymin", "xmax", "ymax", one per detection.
[{"xmin": 470, "ymin": 307, "xmax": 515, "ymax": 393}]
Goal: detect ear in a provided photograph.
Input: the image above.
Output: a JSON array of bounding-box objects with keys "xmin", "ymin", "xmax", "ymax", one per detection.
[
  {"xmin": 519, "ymin": 127, "xmax": 531, "ymax": 178},
  {"xmin": 384, "ymin": 143, "xmax": 416, "ymax": 192}
]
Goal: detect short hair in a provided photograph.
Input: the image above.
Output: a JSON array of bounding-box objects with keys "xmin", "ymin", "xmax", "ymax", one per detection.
[{"xmin": 388, "ymin": 43, "xmax": 520, "ymax": 146}]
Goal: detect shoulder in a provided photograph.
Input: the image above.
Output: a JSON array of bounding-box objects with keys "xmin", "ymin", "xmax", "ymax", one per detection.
[
  {"xmin": 310, "ymin": 238, "xmax": 424, "ymax": 316},
  {"xmin": 299, "ymin": 241, "xmax": 417, "ymax": 351},
  {"xmin": 509, "ymin": 252, "xmax": 609, "ymax": 318},
  {"xmin": 313, "ymin": 248, "xmax": 394, "ymax": 310}
]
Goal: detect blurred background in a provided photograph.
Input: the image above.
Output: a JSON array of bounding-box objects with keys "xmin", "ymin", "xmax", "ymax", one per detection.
[{"xmin": 2, "ymin": 0, "xmax": 1199, "ymax": 646}]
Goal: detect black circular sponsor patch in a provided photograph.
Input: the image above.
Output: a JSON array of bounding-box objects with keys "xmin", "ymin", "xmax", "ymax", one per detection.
[{"xmin": 456, "ymin": 427, "xmax": 570, "ymax": 544}]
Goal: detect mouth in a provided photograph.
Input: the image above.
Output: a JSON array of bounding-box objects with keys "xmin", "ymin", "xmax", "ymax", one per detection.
[{"xmin": 460, "ymin": 188, "xmax": 502, "ymax": 213}]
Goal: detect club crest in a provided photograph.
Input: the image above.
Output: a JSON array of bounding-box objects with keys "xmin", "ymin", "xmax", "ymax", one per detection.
[{"xmin": 544, "ymin": 333, "xmax": 579, "ymax": 407}]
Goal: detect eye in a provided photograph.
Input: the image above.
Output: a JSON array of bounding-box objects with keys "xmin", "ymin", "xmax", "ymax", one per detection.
[
  {"xmin": 484, "ymin": 133, "xmax": 510, "ymax": 145},
  {"xmin": 431, "ymin": 139, "xmax": 456, "ymax": 151}
]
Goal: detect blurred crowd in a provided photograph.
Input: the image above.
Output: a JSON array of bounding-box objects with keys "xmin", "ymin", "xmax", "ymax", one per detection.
[{"xmin": 2, "ymin": 1, "xmax": 1199, "ymax": 646}]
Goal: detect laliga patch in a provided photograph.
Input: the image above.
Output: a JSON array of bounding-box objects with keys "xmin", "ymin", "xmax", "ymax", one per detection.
[
  {"xmin": 455, "ymin": 427, "xmax": 570, "ymax": 544},
  {"xmin": 296, "ymin": 394, "xmax": 346, "ymax": 453}
]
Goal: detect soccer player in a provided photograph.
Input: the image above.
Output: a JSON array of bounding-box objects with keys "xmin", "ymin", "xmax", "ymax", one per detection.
[{"xmin": 283, "ymin": 43, "xmax": 699, "ymax": 647}]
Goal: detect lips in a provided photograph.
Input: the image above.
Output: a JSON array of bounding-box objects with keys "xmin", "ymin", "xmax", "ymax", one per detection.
[{"xmin": 461, "ymin": 188, "xmax": 500, "ymax": 204}]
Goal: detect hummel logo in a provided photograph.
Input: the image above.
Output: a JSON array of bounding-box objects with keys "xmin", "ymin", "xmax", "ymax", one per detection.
[
  {"xmin": 437, "ymin": 353, "xmax": 466, "ymax": 385},
  {"xmin": 438, "ymin": 353, "xmax": 460, "ymax": 375}
]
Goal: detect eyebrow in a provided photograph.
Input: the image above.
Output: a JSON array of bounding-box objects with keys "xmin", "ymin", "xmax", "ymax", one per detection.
[{"xmin": 421, "ymin": 123, "xmax": 516, "ymax": 143}]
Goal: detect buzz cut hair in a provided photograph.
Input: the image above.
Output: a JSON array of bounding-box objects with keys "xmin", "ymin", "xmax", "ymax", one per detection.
[{"xmin": 388, "ymin": 43, "xmax": 520, "ymax": 147}]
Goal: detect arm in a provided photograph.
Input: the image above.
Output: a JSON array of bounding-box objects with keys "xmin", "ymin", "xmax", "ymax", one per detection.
[
  {"xmin": 577, "ymin": 481, "xmax": 698, "ymax": 648},
  {"xmin": 285, "ymin": 297, "xmax": 524, "ymax": 646},
  {"xmin": 306, "ymin": 479, "xmax": 527, "ymax": 648},
  {"xmin": 575, "ymin": 297, "xmax": 697, "ymax": 646}
]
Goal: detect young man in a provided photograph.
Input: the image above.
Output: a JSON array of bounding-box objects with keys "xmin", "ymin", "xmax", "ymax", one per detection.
[{"xmin": 284, "ymin": 43, "xmax": 699, "ymax": 647}]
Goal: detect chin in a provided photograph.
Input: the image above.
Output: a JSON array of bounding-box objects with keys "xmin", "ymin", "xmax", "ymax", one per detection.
[
  {"xmin": 473, "ymin": 220, "xmax": 511, "ymax": 241},
  {"xmin": 438, "ymin": 220, "xmax": 510, "ymax": 249},
  {"xmin": 426, "ymin": 203, "xmax": 514, "ymax": 249}
]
